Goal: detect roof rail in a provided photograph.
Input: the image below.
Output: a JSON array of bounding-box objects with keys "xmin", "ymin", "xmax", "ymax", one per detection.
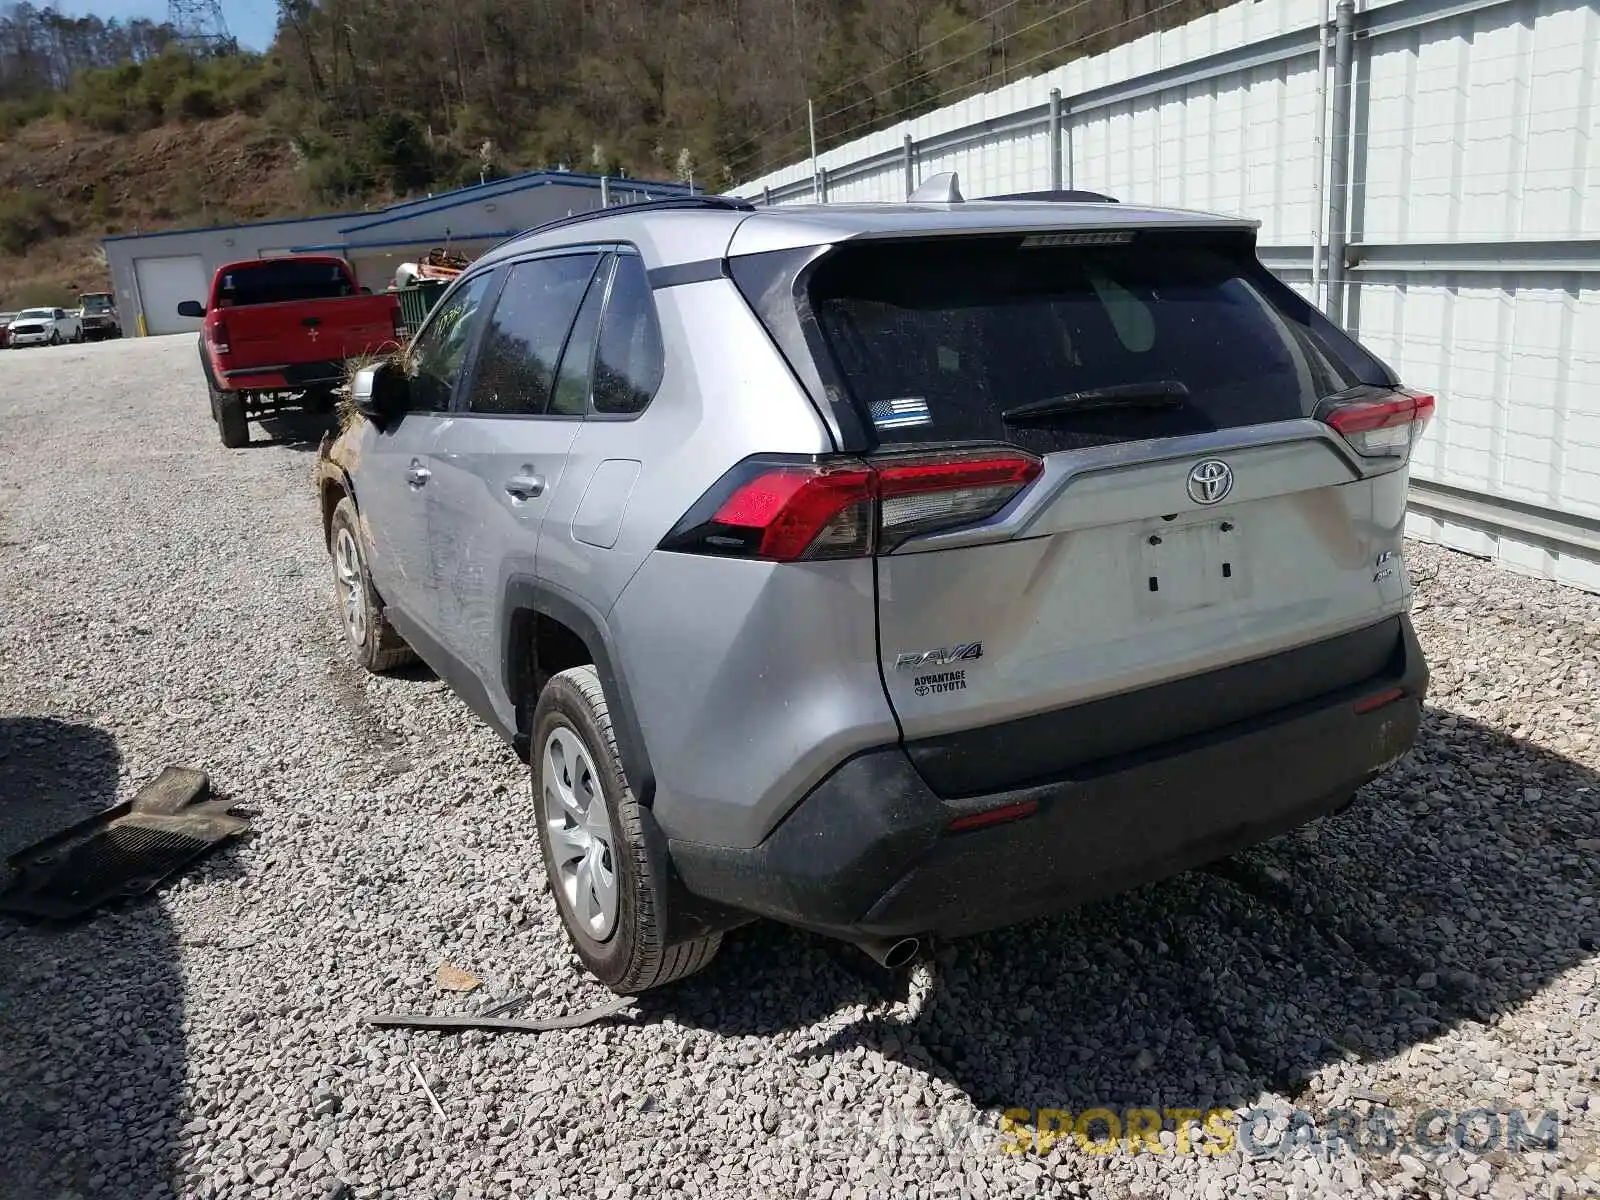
[
  {"xmin": 982, "ymin": 189, "xmax": 1120, "ymax": 204},
  {"xmin": 492, "ymin": 194, "xmax": 757, "ymax": 250}
]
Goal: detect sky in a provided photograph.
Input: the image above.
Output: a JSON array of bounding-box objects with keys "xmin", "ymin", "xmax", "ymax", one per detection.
[{"xmin": 58, "ymin": 2, "xmax": 277, "ymax": 52}]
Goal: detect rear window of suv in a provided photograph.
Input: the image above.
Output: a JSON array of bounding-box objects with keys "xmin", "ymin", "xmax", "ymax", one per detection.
[{"xmin": 806, "ymin": 231, "xmax": 1381, "ymax": 454}]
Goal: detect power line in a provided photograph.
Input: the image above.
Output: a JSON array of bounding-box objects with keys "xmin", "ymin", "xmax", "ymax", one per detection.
[
  {"xmin": 727, "ymin": 0, "xmax": 1103, "ymax": 178},
  {"xmin": 721, "ymin": 0, "xmax": 1037, "ymax": 165},
  {"xmin": 734, "ymin": 0, "xmax": 1203, "ymax": 183}
]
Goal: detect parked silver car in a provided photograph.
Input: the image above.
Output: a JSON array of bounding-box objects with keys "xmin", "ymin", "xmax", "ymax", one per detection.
[{"xmin": 315, "ymin": 183, "xmax": 1432, "ymax": 993}]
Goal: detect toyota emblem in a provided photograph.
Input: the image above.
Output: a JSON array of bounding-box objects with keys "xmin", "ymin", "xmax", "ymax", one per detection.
[{"xmin": 1186, "ymin": 459, "xmax": 1234, "ymax": 505}]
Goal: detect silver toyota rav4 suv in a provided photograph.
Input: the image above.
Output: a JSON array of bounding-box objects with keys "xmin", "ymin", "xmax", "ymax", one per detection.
[{"xmin": 317, "ymin": 182, "xmax": 1432, "ymax": 993}]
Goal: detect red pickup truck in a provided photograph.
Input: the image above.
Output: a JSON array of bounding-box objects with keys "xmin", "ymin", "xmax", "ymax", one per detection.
[{"xmin": 179, "ymin": 255, "xmax": 403, "ymax": 448}]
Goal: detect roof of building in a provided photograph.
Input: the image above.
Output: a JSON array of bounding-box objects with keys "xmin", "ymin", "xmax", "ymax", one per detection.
[{"xmin": 102, "ymin": 170, "xmax": 695, "ymax": 247}]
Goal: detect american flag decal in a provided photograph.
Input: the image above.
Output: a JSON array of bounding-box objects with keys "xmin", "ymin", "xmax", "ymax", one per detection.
[{"xmin": 869, "ymin": 396, "xmax": 932, "ymax": 430}]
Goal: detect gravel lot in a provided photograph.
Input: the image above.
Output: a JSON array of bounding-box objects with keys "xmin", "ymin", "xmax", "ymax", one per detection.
[{"xmin": 1, "ymin": 334, "xmax": 1598, "ymax": 1200}]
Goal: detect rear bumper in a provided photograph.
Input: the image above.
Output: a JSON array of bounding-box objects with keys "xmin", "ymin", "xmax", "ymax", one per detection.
[
  {"xmin": 220, "ymin": 359, "xmax": 345, "ymax": 391},
  {"xmin": 668, "ymin": 615, "xmax": 1428, "ymax": 940}
]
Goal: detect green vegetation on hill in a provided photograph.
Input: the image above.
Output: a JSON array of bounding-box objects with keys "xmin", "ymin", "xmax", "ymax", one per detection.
[
  {"xmin": 0, "ymin": 0, "xmax": 1233, "ymax": 303},
  {"xmin": 3, "ymin": 0, "xmax": 1232, "ymax": 207}
]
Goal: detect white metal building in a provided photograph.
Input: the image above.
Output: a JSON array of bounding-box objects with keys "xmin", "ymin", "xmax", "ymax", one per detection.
[
  {"xmin": 735, "ymin": 0, "xmax": 1600, "ymax": 593},
  {"xmin": 103, "ymin": 170, "xmax": 692, "ymax": 339}
]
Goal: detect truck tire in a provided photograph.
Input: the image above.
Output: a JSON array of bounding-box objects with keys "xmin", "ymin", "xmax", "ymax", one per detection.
[
  {"xmin": 328, "ymin": 497, "xmax": 417, "ymax": 672},
  {"xmin": 216, "ymin": 391, "xmax": 249, "ymax": 448},
  {"xmin": 532, "ymin": 666, "xmax": 722, "ymax": 994},
  {"xmin": 49, "ymin": 329, "xmax": 60, "ymax": 346}
]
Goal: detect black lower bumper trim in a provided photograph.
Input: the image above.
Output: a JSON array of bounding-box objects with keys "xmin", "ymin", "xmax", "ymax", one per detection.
[{"xmin": 669, "ymin": 615, "xmax": 1429, "ymax": 940}]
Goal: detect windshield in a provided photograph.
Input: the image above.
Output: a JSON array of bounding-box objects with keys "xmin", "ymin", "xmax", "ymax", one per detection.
[
  {"xmin": 215, "ymin": 260, "xmax": 355, "ymax": 307},
  {"xmin": 17, "ymin": 309, "xmax": 52, "ymax": 319},
  {"xmin": 81, "ymin": 296, "xmax": 113, "ymax": 311}
]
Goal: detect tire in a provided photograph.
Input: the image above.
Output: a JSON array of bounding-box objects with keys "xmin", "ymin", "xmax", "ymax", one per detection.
[
  {"xmin": 328, "ymin": 497, "xmax": 416, "ymax": 672},
  {"xmin": 48, "ymin": 329, "xmax": 60, "ymax": 345},
  {"xmin": 532, "ymin": 665, "xmax": 721, "ymax": 994},
  {"xmin": 216, "ymin": 390, "xmax": 249, "ymax": 448}
]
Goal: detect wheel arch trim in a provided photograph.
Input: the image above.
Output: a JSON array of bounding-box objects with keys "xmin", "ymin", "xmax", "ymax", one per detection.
[{"xmin": 503, "ymin": 576, "xmax": 655, "ymax": 807}]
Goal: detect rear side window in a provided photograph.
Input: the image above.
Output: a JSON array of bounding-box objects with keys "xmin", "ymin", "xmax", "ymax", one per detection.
[
  {"xmin": 215, "ymin": 260, "xmax": 354, "ymax": 307},
  {"xmin": 465, "ymin": 253, "xmax": 601, "ymax": 416},
  {"xmin": 807, "ymin": 233, "xmax": 1371, "ymax": 454},
  {"xmin": 592, "ymin": 255, "xmax": 664, "ymax": 416}
]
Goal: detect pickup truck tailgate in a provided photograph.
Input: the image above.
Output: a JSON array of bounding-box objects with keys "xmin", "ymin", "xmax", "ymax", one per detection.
[{"xmin": 223, "ymin": 295, "xmax": 398, "ymax": 368}]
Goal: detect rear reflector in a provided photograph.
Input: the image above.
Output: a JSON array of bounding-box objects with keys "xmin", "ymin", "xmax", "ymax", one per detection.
[
  {"xmin": 1352, "ymin": 686, "xmax": 1406, "ymax": 715},
  {"xmin": 662, "ymin": 448, "xmax": 1042, "ymax": 562},
  {"xmin": 947, "ymin": 799, "xmax": 1039, "ymax": 833},
  {"xmin": 1322, "ymin": 388, "xmax": 1435, "ymax": 459}
]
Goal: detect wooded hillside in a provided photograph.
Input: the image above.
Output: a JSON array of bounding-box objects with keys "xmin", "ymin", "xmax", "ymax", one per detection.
[{"xmin": 0, "ymin": 0, "xmax": 1228, "ymax": 305}]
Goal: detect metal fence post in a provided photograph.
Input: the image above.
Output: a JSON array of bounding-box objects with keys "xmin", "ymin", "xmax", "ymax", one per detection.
[
  {"xmin": 600, "ymin": 175, "xmax": 610, "ymax": 207},
  {"xmin": 1048, "ymin": 89, "xmax": 1063, "ymax": 191},
  {"xmin": 819, "ymin": 167, "xmax": 829, "ymax": 204},
  {"xmin": 763, "ymin": 186, "xmax": 771, "ymax": 207},
  {"xmin": 903, "ymin": 134, "xmax": 915, "ymax": 199},
  {"xmin": 1324, "ymin": 0, "xmax": 1356, "ymax": 326}
]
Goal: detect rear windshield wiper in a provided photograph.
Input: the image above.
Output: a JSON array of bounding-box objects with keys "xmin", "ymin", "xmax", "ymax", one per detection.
[{"xmin": 1001, "ymin": 381, "xmax": 1189, "ymax": 422}]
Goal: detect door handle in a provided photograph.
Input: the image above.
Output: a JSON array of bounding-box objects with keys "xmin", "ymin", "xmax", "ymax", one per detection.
[
  {"xmin": 504, "ymin": 473, "xmax": 545, "ymax": 500},
  {"xmin": 406, "ymin": 461, "xmax": 431, "ymax": 487}
]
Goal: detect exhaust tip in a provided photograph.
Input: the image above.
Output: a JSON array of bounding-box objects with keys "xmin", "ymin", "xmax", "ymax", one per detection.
[
  {"xmin": 882, "ymin": 937, "xmax": 921, "ymax": 970},
  {"xmin": 854, "ymin": 935, "xmax": 921, "ymax": 969}
]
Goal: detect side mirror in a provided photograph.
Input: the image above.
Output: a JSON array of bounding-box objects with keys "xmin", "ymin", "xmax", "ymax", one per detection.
[
  {"xmin": 176, "ymin": 300, "xmax": 204, "ymax": 318},
  {"xmin": 351, "ymin": 359, "xmax": 409, "ymax": 423},
  {"xmin": 360, "ymin": 286, "xmax": 373, "ymax": 295}
]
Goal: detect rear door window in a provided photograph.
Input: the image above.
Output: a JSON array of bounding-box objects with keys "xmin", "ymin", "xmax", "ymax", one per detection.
[
  {"xmin": 464, "ymin": 253, "xmax": 602, "ymax": 417},
  {"xmin": 807, "ymin": 232, "xmax": 1369, "ymax": 454}
]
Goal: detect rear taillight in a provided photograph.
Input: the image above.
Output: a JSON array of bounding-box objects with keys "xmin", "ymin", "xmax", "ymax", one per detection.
[
  {"xmin": 210, "ymin": 321, "xmax": 230, "ymax": 355},
  {"xmin": 660, "ymin": 448, "xmax": 1042, "ymax": 562},
  {"xmin": 1320, "ymin": 387, "xmax": 1435, "ymax": 459}
]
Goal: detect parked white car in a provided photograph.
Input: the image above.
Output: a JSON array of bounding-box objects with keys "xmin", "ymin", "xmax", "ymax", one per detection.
[{"xmin": 7, "ymin": 307, "xmax": 83, "ymax": 347}]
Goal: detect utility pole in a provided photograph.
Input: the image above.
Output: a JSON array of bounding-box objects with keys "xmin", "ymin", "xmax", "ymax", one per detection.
[{"xmin": 809, "ymin": 98, "xmax": 821, "ymax": 202}]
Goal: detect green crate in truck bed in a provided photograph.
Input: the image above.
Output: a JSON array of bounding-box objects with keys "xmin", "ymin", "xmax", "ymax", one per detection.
[{"xmin": 396, "ymin": 281, "xmax": 449, "ymax": 335}]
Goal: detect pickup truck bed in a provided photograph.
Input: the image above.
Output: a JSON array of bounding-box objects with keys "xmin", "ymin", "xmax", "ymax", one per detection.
[{"xmin": 187, "ymin": 255, "xmax": 403, "ymax": 448}]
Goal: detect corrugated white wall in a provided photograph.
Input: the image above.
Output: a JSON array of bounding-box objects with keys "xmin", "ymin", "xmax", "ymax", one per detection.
[{"xmin": 736, "ymin": 0, "xmax": 1600, "ymax": 593}]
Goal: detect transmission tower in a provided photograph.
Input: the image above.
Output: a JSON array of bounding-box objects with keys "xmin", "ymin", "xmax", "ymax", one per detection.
[{"xmin": 167, "ymin": 0, "xmax": 236, "ymax": 54}]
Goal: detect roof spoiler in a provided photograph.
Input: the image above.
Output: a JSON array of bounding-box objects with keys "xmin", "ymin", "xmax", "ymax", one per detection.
[
  {"xmin": 907, "ymin": 171, "xmax": 1118, "ymax": 205},
  {"xmin": 982, "ymin": 189, "xmax": 1119, "ymax": 204}
]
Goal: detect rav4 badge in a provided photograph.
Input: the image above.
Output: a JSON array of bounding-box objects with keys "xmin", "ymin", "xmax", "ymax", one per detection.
[{"xmin": 893, "ymin": 643, "xmax": 984, "ymax": 671}]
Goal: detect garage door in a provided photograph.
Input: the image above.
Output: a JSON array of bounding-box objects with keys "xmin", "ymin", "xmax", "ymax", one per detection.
[{"xmin": 134, "ymin": 254, "xmax": 209, "ymax": 336}]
